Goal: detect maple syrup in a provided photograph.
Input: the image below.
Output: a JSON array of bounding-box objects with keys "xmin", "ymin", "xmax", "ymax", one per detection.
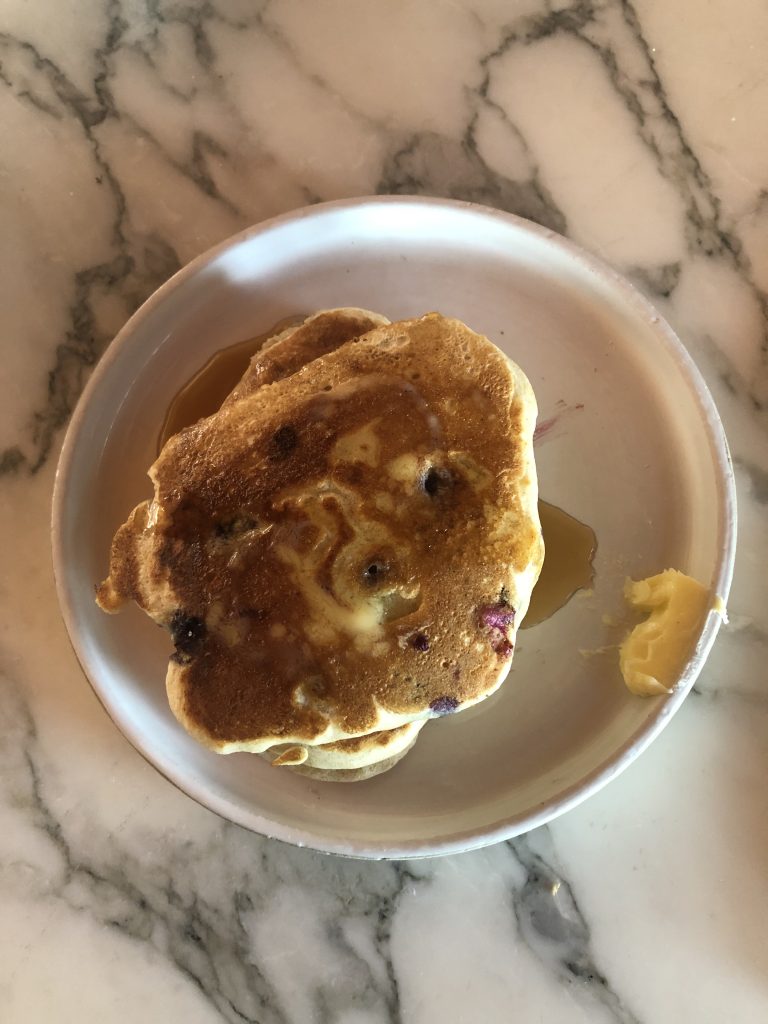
[
  {"xmin": 158, "ymin": 329, "xmax": 597, "ymax": 627},
  {"xmin": 523, "ymin": 501, "xmax": 596, "ymax": 628},
  {"xmin": 157, "ymin": 316, "xmax": 303, "ymax": 452}
]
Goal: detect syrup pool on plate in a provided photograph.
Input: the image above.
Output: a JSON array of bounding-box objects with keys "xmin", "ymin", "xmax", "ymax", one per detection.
[
  {"xmin": 523, "ymin": 502, "xmax": 596, "ymax": 628},
  {"xmin": 157, "ymin": 316, "xmax": 303, "ymax": 452}
]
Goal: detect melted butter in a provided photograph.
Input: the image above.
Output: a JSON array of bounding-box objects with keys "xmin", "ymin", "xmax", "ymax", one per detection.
[
  {"xmin": 712, "ymin": 594, "xmax": 729, "ymax": 623},
  {"xmin": 374, "ymin": 492, "xmax": 395, "ymax": 513},
  {"xmin": 274, "ymin": 481, "xmax": 421, "ymax": 646},
  {"xmin": 387, "ymin": 453, "xmax": 420, "ymax": 482},
  {"xmin": 331, "ymin": 419, "xmax": 381, "ymax": 466},
  {"xmin": 272, "ymin": 486, "xmax": 387, "ymax": 645},
  {"xmin": 157, "ymin": 315, "xmax": 303, "ymax": 452},
  {"xmin": 619, "ymin": 569, "xmax": 712, "ymax": 696},
  {"xmin": 523, "ymin": 501, "xmax": 596, "ymax": 629},
  {"xmin": 278, "ymin": 535, "xmax": 383, "ymax": 644},
  {"xmin": 451, "ymin": 451, "xmax": 493, "ymax": 491},
  {"xmin": 157, "ymin": 329, "xmax": 598, "ymax": 636}
]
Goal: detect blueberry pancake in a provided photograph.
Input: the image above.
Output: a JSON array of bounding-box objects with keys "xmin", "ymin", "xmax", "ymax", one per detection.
[
  {"xmin": 261, "ymin": 719, "xmax": 426, "ymax": 782},
  {"xmin": 221, "ymin": 307, "xmax": 391, "ymax": 407},
  {"xmin": 97, "ymin": 312, "xmax": 543, "ymax": 776}
]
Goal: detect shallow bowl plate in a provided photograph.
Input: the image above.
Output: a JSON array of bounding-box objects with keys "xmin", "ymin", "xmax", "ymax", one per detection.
[{"xmin": 52, "ymin": 197, "xmax": 736, "ymax": 858}]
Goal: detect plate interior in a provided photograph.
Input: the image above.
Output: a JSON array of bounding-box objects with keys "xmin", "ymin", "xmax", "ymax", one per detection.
[{"xmin": 55, "ymin": 200, "xmax": 732, "ymax": 855}]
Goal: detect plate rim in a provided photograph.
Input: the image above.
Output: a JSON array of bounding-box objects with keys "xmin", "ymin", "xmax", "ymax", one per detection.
[{"xmin": 51, "ymin": 195, "xmax": 738, "ymax": 859}]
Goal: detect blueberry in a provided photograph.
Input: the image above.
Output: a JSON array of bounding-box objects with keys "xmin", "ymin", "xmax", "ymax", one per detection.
[
  {"xmin": 362, "ymin": 560, "xmax": 389, "ymax": 585},
  {"xmin": 430, "ymin": 695, "xmax": 459, "ymax": 715},
  {"xmin": 479, "ymin": 605, "xmax": 515, "ymax": 631},
  {"xmin": 478, "ymin": 601, "xmax": 516, "ymax": 658},
  {"xmin": 422, "ymin": 466, "xmax": 451, "ymax": 497},
  {"xmin": 411, "ymin": 633, "xmax": 430, "ymax": 652},
  {"xmin": 169, "ymin": 611, "xmax": 206, "ymax": 660},
  {"xmin": 492, "ymin": 637, "xmax": 514, "ymax": 658}
]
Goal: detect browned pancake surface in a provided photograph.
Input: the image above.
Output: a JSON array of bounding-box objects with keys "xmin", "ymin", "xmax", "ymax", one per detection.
[
  {"xmin": 222, "ymin": 308, "xmax": 389, "ymax": 406},
  {"xmin": 98, "ymin": 313, "xmax": 542, "ymax": 750}
]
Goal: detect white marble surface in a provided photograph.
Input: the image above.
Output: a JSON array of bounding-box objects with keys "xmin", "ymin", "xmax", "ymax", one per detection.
[{"xmin": 2, "ymin": 1, "xmax": 767, "ymax": 1020}]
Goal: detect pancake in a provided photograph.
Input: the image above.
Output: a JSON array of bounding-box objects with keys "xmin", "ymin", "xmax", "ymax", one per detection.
[
  {"xmin": 281, "ymin": 739, "xmax": 422, "ymax": 783},
  {"xmin": 263, "ymin": 719, "xmax": 425, "ymax": 771},
  {"xmin": 222, "ymin": 307, "xmax": 391, "ymax": 407},
  {"xmin": 97, "ymin": 312, "xmax": 543, "ymax": 757}
]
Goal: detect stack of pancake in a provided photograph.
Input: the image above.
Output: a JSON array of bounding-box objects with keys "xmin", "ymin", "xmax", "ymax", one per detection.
[{"xmin": 97, "ymin": 310, "xmax": 544, "ymax": 781}]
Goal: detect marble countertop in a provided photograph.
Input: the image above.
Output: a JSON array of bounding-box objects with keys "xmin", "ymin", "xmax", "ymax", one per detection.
[{"xmin": 2, "ymin": 1, "xmax": 767, "ymax": 1020}]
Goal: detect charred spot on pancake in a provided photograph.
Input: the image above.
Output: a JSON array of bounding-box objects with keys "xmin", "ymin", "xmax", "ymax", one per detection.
[
  {"xmin": 269, "ymin": 424, "xmax": 298, "ymax": 460},
  {"xmin": 430, "ymin": 695, "xmax": 459, "ymax": 715},
  {"xmin": 362, "ymin": 559, "xmax": 389, "ymax": 586},
  {"xmin": 169, "ymin": 611, "xmax": 206, "ymax": 661},
  {"xmin": 422, "ymin": 465, "xmax": 452, "ymax": 498},
  {"xmin": 411, "ymin": 633, "xmax": 430, "ymax": 652}
]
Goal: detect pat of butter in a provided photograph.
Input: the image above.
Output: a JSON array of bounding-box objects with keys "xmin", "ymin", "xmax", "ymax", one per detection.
[{"xmin": 619, "ymin": 569, "xmax": 714, "ymax": 697}]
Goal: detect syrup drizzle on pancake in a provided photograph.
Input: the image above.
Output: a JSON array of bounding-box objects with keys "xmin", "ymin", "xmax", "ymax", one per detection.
[
  {"xmin": 99, "ymin": 314, "xmax": 544, "ymax": 752},
  {"xmin": 160, "ymin": 331, "xmax": 596, "ymax": 632}
]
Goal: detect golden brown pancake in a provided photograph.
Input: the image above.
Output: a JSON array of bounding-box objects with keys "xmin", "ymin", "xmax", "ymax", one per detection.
[
  {"xmin": 102, "ymin": 306, "xmax": 405, "ymax": 774},
  {"xmin": 262, "ymin": 719, "xmax": 425, "ymax": 774},
  {"xmin": 97, "ymin": 312, "xmax": 543, "ymax": 755},
  {"xmin": 281, "ymin": 738, "xmax": 422, "ymax": 782},
  {"xmin": 222, "ymin": 308, "xmax": 390, "ymax": 407}
]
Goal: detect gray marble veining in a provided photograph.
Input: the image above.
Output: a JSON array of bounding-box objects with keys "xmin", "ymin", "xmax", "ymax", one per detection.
[{"xmin": 2, "ymin": 1, "xmax": 767, "ymax": 1020}]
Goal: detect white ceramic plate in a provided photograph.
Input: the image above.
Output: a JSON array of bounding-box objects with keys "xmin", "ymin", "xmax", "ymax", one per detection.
[{"xmin": 52, "ymin": 197, "xmax": 736, "ymax": 858}]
